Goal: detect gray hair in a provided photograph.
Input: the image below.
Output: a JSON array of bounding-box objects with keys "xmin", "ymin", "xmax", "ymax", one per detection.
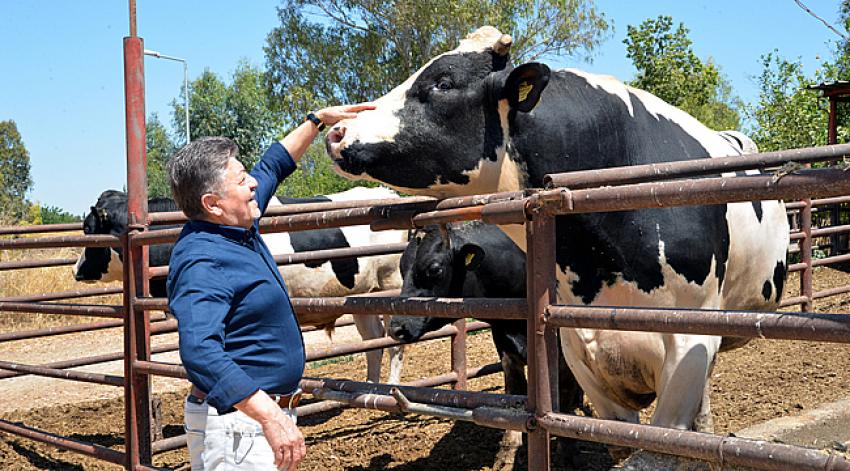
[{"xmin": 166, "ymin": 137, "xmax": 238, "ymax": 219}]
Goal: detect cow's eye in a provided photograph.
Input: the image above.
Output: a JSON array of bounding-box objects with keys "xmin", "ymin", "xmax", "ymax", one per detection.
[
  {"xmin": 434, "ymin": 77, "xmax": 453, "ymax": 91},
  {"xmin": 426, "ymin": 263, "xmax": 444, "ymax": 279}
]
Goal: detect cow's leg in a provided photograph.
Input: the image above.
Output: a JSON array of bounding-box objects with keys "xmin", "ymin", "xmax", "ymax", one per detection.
[
  {"xmin": 493, "ymin": 351, "xmax": 526, "ymax": 471},
  {"xmin": 693, "ymin": 364, "xmax": 715, "ymax": 433},
  {"xmin": 383, "ymin": 314, "xmax": 404, "ymax": 384},
  {"xmin": 650, "ymin": 333, "xmax": 720, "ymax": 430},
  {"xmin": 353, "ymin": 314, "xmax": 386, "ymax": 383}
]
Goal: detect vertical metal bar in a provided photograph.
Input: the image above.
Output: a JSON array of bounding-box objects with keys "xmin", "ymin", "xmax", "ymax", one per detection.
[
  {"xmin": 800, "ymin": 199, "xmax": 814, "ymax": 312},
  {"xmin": 123, "ymin": 32, "xmax": 152, "ymax": 469},
  {"xmin": 526, "ymin": 215, "xmax": 556, "ymax": 470},
  {"xmin": 829, "ymin": 98, "xmax": 838, "ymax": 146},
  {"xmin": 451, "ymin": 318, "xmax": 467, "ymax": 390}
]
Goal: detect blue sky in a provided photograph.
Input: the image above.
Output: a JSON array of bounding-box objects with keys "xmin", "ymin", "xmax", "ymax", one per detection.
[{"xmin": 0, "ymin": 1, "xmax": 843, "ymax": 216}]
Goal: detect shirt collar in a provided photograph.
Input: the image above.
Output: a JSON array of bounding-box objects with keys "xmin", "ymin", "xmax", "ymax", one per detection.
[{"xmin": 185, "ymin": 219, "xmax": 259, "ymax": 243}]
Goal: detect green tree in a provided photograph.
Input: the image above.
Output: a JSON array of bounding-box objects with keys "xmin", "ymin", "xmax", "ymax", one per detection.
[
  {"xmin": 277, "ymin": 144, "xmax": 377, "ymax": 198},
  {"xmin": 173, "ymin": 61, "xmax": 285, "ymax": 170},
  {"xmin": 0, "ymin": 120, "xmax": 33, "ymax": 224},
  {"xmin": 624, "ymin": 16, "xmax": 740, "ymax": 131},
  {"xmin": 147, "ymin": 114, "xmax": 176, "ymax": 198},
  {"xmin": 39, "ymin": 204, "xmax": 81, "ymax": 224},
  {"xmin": 264, "ymin": 0, "xmax": 610, "ymax": 125},
  {"xmin": 745, "ymin": 52, "xmax": 828, "ymax": 152}
]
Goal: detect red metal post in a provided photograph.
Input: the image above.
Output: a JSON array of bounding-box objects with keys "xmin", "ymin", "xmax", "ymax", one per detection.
[
  {"xmin": 526, "ymin": 214, "xmax": 556, "ymax": 470},
  {"xmin": 451, "ymin": 318, "xmax": 468, "ymax": 390},
  {"xmin": 123, "ymin": 25, "xmax": 152, "ymax": 469},
  {"xmin": 800, "ymin": 199, "xmax": 814, "ymax": 312}
]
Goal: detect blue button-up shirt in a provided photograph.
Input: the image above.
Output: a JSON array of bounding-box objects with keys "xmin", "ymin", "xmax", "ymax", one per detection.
[{"xmin": 167, "ymin": 142, "xmax": 304, "ymax": 413}]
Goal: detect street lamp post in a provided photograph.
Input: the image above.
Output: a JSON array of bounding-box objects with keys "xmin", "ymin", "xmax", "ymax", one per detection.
[{"xmin": 143, "ymin": 49, "xmax": 190, "ymax": 143}]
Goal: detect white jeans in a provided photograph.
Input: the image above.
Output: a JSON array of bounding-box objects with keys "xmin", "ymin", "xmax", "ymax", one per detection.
[{"xmin": 184, "ymin": 396, "xmax": 298, "ymax": 470}]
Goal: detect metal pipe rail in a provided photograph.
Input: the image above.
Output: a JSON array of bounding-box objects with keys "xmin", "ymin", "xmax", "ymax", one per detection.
[
  {"xmin": 134, "ymin": 295, "xmax": 527, "ymax": 320},
  {"xmin": 0, "ymin": 419, "xmax": 125, "ymax": 465},
  {"xmin": 0, "ymin": 301, "xmax": 124, "ymax": 318},
  {"xmin": 0, "ymin": 343, "xmax": 178, "ymax": 380},
  {"xmin": 0, "ymin": 257, "xmax": 78, "ymax": 271},
  {"xmin": 0, "ymin": 359, "xmax": 124, "ymax": 386},
  {"xmin": 785, "ymin": 195, "xmax": 850, "ymax": 210},
  {"xmin": 0, "ymin": 286, "xmax": 123, "ymax": 303},
  {"xmin": 537, "ymin": 412, "xmax": 850, "ymax": 471},
  {"xmin": 0, "ymin": 233, "xmax": 118, "ymax": 250},
  {"xmin": 543, "ymin": 142, "xmax": 850, "ymax": 189},
  {"xmin": 546, "ymin": 305, "xmax": 850, "ymax": 343},
  {"xmin": 0, "ymin": 222, "xmax": 82, "ymax": 235}
]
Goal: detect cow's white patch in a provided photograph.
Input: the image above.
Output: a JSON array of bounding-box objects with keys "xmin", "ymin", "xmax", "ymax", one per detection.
[
  {"xmin": 98, "ymin": 249, "xmax": 124, "ymax": 283},
  {"xmin": 565, "ymin": 68, "xmax": 635, "ymax": 116}
]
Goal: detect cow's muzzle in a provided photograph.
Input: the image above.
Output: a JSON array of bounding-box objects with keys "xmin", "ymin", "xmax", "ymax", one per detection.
[{"xmin": 325, "ymin": 124, "xmax": 347, "ymax": 161}]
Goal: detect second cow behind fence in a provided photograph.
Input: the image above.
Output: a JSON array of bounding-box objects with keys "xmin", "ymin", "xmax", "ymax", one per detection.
[
  {"xmin": 390, "ymin": 221, "xmax": 585, "ymax": 470},
  {"xmin": 74, "ymin": 186, "xmax": 407, "ymax": 384}
]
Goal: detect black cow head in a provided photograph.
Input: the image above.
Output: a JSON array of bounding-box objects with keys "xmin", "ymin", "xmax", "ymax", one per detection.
[
  {"xmin": 326, "ymin": 26, "xmax": 550, "ymax": 197},
  {"xmin": 390, "ymin": 224, "xmax": 485, "ymax": 342},
  {"xmin": 74, "ymin": 190, "xmax": 128, "ymax": 283}
]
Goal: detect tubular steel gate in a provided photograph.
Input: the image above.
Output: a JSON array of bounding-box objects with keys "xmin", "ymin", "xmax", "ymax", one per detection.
[{"xmin": 2, "ymin": 3, "xmax": 850, "ymax": 470}]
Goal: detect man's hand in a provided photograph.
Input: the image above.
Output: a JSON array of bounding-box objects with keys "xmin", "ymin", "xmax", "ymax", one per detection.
[
  {"xmin": 237, "ymin": 390, "xmax": 306, "ymax": 470},
  {"xmin": 260, "ymin": 409, "xmax": 305, "ymax": 470},
  {"xmin": 315, "ymin": 103, "xmax": 375, "ymax": 127}
]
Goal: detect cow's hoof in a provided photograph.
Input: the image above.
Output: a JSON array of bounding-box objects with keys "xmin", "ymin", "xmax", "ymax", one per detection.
[{"xmin": 693, "ymin": 413, "xmax": 715, "ymax": 433}]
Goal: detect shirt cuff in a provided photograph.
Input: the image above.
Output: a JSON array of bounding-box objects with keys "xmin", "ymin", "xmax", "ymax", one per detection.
[{"xmin": 204, "ymin": 368, "xmax": 260, "ymax": 413}]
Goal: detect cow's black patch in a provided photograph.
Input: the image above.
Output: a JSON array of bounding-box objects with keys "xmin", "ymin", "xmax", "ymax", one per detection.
[
  {"xmin": 752, "ymin": 201, "xmax": 763, "ymax": 222},
  {"xmin": 772, "ymin": 260, "xmax": 787, "ymax": 303},
  {"xmin": 289, "ymin": 228, "xmax": 359, "ymax": 289}
]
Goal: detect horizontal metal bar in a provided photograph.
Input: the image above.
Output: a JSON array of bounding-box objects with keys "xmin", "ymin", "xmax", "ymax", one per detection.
[
  {"xmin": 813, "ymin": 252, "xmax": 850, "ymax": 267},
  {"xmin": 813, "ymin": 284, "xmax": 850, "ymax": 300},
  {"xmin": 779, "ymin": 295, "xmax": 809, "ymax": 308},
  {"xmin": 0, "ymin": 286, "xmax": 123, "ymax": 303},
  {"xmin": 0, "ymin": 359, "xmax": 124, "ymax": 386},
  {"xmin": 0, "ymin": 257, "xmax": 78, "ymax": 271},
  {"xmin": 544, "ymin": 143, "xmax": 850, "ymax": 189},
  {"xmin": 0, "ymin": 301, "xmax": 124, "ymax": 318},
  {"xmin": 536, "ymin": 168, "xmax": 850, "ymax": 216},
  {"xmin": 0, "ymin": 343, "xmax": 177, "ymax": 380},
  {"xmin": 0, "ymin": 233, "xmax": 118, "ymax": 250},
  {"xmin": 537, "ymin": 412, "xmax": 850, "ymax": 471},
  {"xmin": 0, "ymin": 419, "xmax": 125, "ymax": 465},
  {"xmin": 0, "ymin": 222, "xmax": 82, "ymax": 235},
  {"xmin": 305, "ymin": 321, "xmax": 489, "ymax": 361},
  {"xmin": 546, "ymin": 305, "xmax": 850, "ymax": 343},
  {"xmin": 785, "ymin": 195, "xmax": 850, "ymax": 210}
]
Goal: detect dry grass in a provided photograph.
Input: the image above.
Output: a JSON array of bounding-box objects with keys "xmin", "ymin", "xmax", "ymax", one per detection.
[{"xmin": 0, "ymin": 235, "xmax": 121, "ymax": 333}]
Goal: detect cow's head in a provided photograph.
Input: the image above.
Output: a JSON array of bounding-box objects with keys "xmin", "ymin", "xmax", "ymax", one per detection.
[
  {"xmin": 326, "ymin": 26, "xmax": 550, "ymax": 197},
  {"xmin": 390, "ymin": 225, "xmax": 484, "ymax": 342},
  {"xmin": 74, "ymin": 190, "xmax": 127, "ymax": 283}
]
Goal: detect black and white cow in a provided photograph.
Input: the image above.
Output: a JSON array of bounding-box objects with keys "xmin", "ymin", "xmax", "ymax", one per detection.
[
  {"xmin": 390, "ymin": 222, "xmax": 584, "ymax": 469},
  {"xmin": 75, "ymin": 187, "xmax": 407, "ymax": 383},
  {"xmin": 325, "ymin": 26, "xmax": 789, "ymax": 435}
]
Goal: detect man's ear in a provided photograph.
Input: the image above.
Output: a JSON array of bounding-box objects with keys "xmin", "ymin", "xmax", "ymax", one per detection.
[
  {"xmin": 458, "ymin": 244, "xmax": 485, "ymax": 272},
  {"xmin": 503, "ymin": 62, "xmax": 550, "ymax": 112},
  {"xmin": 200, "ymin": 193, "xmax": 223, "ymax": 217}
]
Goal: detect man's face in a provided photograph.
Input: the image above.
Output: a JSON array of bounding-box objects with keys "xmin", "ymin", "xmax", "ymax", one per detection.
[{"xmin": 211, "ymin": 157, "xmax": 259, "ymax": 228}]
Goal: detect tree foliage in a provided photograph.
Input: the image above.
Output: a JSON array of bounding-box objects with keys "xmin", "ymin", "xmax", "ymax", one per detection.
[
  {"xmin": 173, "ymin": 61, "xmax": 285, "ymax": 170},
  {"xmin": 146, "ymin": 114, "xmax": 176, "ymax": 198},
  {"xmin": 277, "ymin": 144, "xmax": 377, "ymax": 198},
  {"xmin": 745, "ymin": 53, "xmax": 829, "ymax": 152},
  {"xmin": 39, "ymin": 204, "xmax": 81, "ymax": 224},
  {"xmin": 264, "ymin": 0, "xmax": 610, "ymax": 125},
  {"xmin": 0, "ymin": 120, "xmax": 33, "ymax": 224},
  {"xmin": 624, "ymin": 16, "xmax": 740, "ymax": 131}
]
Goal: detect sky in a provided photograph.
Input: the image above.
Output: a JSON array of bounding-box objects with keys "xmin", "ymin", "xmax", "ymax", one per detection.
[{"xmin": 0, "ymin": 1, "xmax": 844, "ymax": 217}]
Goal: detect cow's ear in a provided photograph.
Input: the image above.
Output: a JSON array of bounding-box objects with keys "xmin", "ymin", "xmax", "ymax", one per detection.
[
  {"xmin": 459, "ymin": 244, "xmax": 485, "ymax": 272},
  {"xmin": 503, "ymin": 62, "xmax": 550, "ymax": 112}
]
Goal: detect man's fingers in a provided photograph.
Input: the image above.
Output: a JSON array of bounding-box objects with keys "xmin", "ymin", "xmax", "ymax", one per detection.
[{"xmin": 274, "ymin": 446, "xmax": 285, "ymax": 470}]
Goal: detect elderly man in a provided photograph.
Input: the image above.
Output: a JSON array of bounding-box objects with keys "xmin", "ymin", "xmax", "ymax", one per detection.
[{"xmin": 166, "ymin": 103, "xmax": 373, "ymax": 470}]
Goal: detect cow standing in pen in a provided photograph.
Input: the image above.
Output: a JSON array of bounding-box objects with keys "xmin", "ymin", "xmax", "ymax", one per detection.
[
  {"xmin": 324, "ymin": 25, "xmax": 789, "ymax": 452},
  {"xmin": 74, "ymin": 186, "xmax": 407, "ymax": 384},
  {"xmin": 390, "ymin": 221, "xmax": 585, "ymax": 469}
]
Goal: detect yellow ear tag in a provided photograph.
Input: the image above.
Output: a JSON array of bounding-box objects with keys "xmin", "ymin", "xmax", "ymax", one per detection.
[
  {"xmin": 465, "ymin": 252, "xmax": 476, "ymax": 267},
  {"xmin": 518, "ymin": 81, "xmax": 533, "ymax": 102}
]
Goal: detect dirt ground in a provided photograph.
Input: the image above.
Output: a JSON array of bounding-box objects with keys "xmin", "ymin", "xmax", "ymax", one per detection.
[{"xmin": 1, "ymin": 268, "xmax": 850, "ymax": 470}]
